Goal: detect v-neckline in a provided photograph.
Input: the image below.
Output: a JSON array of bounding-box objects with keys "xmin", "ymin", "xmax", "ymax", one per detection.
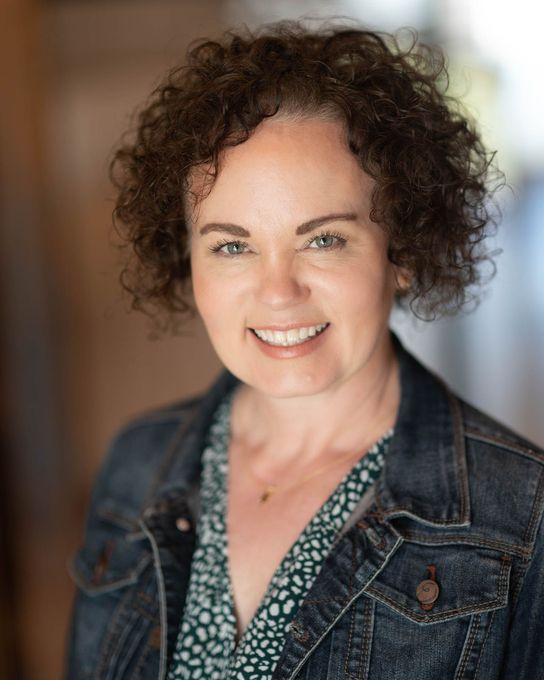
[
  {"xmin": 215, "ymin": 391, "xmax": 392, "ymax": 648},
  {"xmin": 168, "ymin": 388, "xmax": 393, "ymax": 680}
]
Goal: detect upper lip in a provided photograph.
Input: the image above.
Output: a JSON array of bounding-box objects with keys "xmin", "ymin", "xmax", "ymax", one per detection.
[{"xmin": 249, "ymin": 322, "xmax": 329, "ymax": 331}]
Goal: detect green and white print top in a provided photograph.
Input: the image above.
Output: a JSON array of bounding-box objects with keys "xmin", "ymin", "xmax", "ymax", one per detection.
[{"xmin": 167, "ymin": 390, "xmax": 393, "ymax": 680}]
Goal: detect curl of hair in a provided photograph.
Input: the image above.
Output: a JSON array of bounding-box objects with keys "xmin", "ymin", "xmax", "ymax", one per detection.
[{"xmin": 111, "ymin": 20, "xmax": 502, "ymax": 332}]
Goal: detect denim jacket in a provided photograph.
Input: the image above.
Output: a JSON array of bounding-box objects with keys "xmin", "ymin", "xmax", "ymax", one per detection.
[{"xmin": 65, "ymin": 332, "xmax": 544, "ymax": 679}]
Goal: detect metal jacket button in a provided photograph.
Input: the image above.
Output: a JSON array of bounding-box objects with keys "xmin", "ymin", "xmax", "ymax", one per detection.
[
  {"xmin": 416, "ymin": 579, "xmax": 440, "ymax": 606},
  {"xmin": 175, "ymin": 517, "xmax": 191, "ymax": 532}
]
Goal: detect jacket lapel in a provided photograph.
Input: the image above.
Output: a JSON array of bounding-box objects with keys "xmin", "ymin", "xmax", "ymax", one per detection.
[
  {"xmin": 139, "ymin": 369, "xmax": 238, "ymax": 678},
  {"xmin": 271, "ymin": 505, "xmax": 404, "ymax": 680},
  {"xmin": 375, "ymin": 332, "xmax": 471, "ymax": 527}
]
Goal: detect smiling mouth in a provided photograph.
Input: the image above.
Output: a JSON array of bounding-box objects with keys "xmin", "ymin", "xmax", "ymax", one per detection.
[{"xmin": 250, "ymin": 323, "xmax": 330, "ymax": 347}]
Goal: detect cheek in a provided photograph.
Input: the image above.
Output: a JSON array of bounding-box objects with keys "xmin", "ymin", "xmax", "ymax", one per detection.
[
  {"xmin": 324, "ymin": 261, "xmax": 395, "ymax": 311},
  {"xmin": 190, "ymin": 259, "xmax": 219, "ymax": 326},
  {"xmin": 191, "ymin": 262, "xmax": 247, "ymax": 332},
  {"xmin": 189, "ymin": 262, "xmax": 205, "ymax": 310}
]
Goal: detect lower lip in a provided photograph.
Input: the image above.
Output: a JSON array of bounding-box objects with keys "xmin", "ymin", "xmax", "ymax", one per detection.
[{"xmin": 248, "ymin": 325, "xmax": 329, "ymax": 359}]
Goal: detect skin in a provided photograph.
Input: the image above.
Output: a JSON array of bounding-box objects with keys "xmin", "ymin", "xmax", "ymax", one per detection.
[{"xmin": 189, "ymin": 116, "xmax": 408, "ymax": 478}]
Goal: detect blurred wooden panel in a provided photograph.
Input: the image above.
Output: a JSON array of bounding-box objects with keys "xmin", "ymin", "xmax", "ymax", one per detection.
[{"xmin": 2, "ymin": 1, "xmax": 227, "ymax": 678}]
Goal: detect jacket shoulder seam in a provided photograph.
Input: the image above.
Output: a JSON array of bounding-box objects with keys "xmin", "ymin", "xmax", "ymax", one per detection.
[{"xmin": 464, "ymin": 427, "xmax": 544, "ymax": 465}]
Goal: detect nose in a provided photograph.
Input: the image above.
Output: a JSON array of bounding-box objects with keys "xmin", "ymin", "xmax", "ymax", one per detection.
[{"xmin": 256, "ymin": 255, "xmax": 310, "ymax": 310}]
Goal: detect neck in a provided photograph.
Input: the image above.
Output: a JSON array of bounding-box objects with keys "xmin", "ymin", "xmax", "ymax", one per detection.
[{"xmin": 230, "ymin": 331, "xmax": 400, "ymax": 475}]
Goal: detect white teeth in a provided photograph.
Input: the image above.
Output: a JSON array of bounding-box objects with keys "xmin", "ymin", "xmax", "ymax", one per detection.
[
  {"xmin": 253, "ymin": 323, "xmax": 328, "ymax": 346},
  {"xmin": 286, "ymin": 329, "xmax": 298, "ymax": 343}
]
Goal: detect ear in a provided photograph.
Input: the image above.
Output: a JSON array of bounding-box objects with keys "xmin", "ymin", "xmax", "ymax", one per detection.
[{"xmin": 393, "ymin": 266, "xmax": 412, "ymax": 295}]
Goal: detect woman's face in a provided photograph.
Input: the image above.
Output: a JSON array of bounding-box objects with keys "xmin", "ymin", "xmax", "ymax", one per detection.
[{"xmin": 189, "ymin": 117, "xmax": 403, "ymax": 398}]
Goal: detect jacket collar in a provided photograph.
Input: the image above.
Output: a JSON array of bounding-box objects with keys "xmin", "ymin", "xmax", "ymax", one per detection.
[
  {"xmin": 147, "ymin": 330, "xmax": 471, "ymax": 529},
  {"xmin": 142, "ymin": 367, "xmax": 239, "ymax": 520},
  {"xmin": 376, "ymin": 332, "xmax": 471, "ymax": 527}
]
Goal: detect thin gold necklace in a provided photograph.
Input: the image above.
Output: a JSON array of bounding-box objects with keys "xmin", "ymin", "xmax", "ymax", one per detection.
[{"xmin": 239, "ymin": 446, "xmax": 369, "ymax": 504}]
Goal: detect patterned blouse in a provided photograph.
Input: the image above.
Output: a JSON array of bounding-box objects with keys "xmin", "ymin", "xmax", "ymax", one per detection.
[{"xmin": 167, "ymin": 389, "xmax": 393, "ymax": 680}]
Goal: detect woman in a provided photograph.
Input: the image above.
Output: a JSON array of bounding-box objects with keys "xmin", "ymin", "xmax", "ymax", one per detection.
[{"xmin": 65, "ymin": 21, "xmax": 544, "ymax": 679}]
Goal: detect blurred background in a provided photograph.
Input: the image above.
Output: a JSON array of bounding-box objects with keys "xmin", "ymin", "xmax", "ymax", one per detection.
[{"xmin": 1, "ymin": 0, "xmax": 543, "ymax": 677}]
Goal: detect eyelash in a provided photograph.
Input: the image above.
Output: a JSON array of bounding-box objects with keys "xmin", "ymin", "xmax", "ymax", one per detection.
[
  {"xmin": 303, "ymin": 230, "xmax": 347, "ymax": 250},
  {"xmin": 209, "ymin": 238, "xmax": 250, "ymax": 255},
  {"xmin": 208, "ymin": 231, "xmax": 347, "ymax": 255}
]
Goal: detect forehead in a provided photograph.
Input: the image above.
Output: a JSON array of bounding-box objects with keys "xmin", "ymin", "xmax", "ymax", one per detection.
[{"xmin": 188, "ymin": 117, "xmax": 374, "ymax": 227}]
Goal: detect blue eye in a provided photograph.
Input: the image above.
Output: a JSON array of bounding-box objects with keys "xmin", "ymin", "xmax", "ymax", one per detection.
[
  {"xmin": 307, "ymin": 232, "xmax": 346, "ymax": 249},
  {"xmin": 313, "ymin": 235, "xmax": 336, "ymax": 248},
  {"xmin": 223, "ymin": 242, "xmax": 246, "ymax": 255},
  {"xmin": 210, "ymin": 240, "xmax": 249, "ymax": 255}
]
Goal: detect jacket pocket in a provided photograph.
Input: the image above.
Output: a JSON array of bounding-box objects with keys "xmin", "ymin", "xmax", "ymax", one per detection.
[
  {"xmin": 349, "ymin": 541, "xmax": 513, "ymax": 679},
  {"xmin": 364, "ymin": 541, "xmax": 511, "ymax": 623},
  {"xmin": 69, "ymin": 505, "xmax": 152, "ymax": 595},
  {"xmin": 66, "ymin": 506, "xmax": 159, "ymax": 680}
]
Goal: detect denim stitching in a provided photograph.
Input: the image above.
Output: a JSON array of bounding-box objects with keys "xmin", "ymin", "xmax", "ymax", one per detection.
[
  {"xmin": 350, "ymin": 534, "xmax": 357, "ymax": 596},
  {"xmin": 473, "ymin": 609, "xmax": 496, "ymax": 680},
  {"xmin": 448, "ymin": 391, "xmax": 471, "ymax": 524},
  {"xmin": 365, "ymin": 556, "xmax": 510, "ymax": 623},
  {"xmin": 456, "ymin": 613, "xmax": 481, "ymax": 679},
  {"xmin": 400, "ymin": 531, "xmax": 531, "ymax": 558},
  {"xmin": 508, "ymin": 559, "xmax": 526, "ymax": 607},
  {"xmin": 114, "ymin": 618, "xmax": 150, "ymax": 679},
  {"xmin": 345, "ymin": 596, "xmax": 362, "ymax": 680},
  {"xmin": 133, "ymin": 641, "xmax": 154, "ymax": 680},
  {"xmin": 360, "ymin": 598, "xmax": 373, "ymax": 680},
  {"xmin": 377, "ymin": 505, "xmax": 468, "ymax": 526},
  {"xmin": 365, "ymin": 586, "xmax": 497, "ymax": 622},
  {"xmin": 132, "ymin": 601, "xmax": 157, "ymax": 621},
  {"xmin": 95, "ymin": 588, "xmax": 135, "ymax": 678},
  {"xmin": 465, "ymin": 429, "xmax": 544, "ymax": 464},
  {"xmin": 344, "ymin": 596, "xmax": 374, "ymax": 680},
  {"xmin": 287, "ymin": 536, "xmax": 404, "ymax": 680},
  {"xmin": 301, "ymin": 596, "xmax": 351, "ymax": 606},
  {"xmin": 91, "ymin": 566, "xmax": 156, "ymax": 678},
  {"xmin": 69, "ymin": 553, "xmax": 152, "ymax": 594},
  {"xmin": 139, "ymin": 518, "xmax": 168, "ymax": 680},
  {"xmin": 387, "ymin": 381, "xmax": 470, "ymax": 526},
  {"xmin": 523, "ymin": 467, "xmax": 544, "ymax": 544},
  {"xmin": 506, "ymin": 478, "xmax": 544, "ymax": 613},
  {"xmin": 135, "ymin": 591, "xmax": 154, "ymax": 605}
]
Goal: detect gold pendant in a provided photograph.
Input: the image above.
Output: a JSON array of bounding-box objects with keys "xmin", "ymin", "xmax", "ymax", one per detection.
[{"xmin": 260, "ymin": 486, "xmax": 275, "ymax": 503}]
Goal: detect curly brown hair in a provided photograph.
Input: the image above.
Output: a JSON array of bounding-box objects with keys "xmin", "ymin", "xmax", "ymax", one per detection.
[{"xmin": 111, "ymin": 20, "xmax": 501, "ymax": 332}]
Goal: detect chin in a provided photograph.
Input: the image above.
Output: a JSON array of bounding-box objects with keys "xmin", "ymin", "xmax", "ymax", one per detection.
[{"xmin": 240, "ymin": 365, "xmax": 339, "ymax": 400}]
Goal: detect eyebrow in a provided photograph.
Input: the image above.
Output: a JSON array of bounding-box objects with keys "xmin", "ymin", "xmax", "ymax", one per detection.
[{"xmin": 198, "ymin": 212, "xmax": 358, "ymax": 237}]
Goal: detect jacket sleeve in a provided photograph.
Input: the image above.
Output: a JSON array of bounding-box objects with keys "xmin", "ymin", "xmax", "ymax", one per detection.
[
  {"xmin": 500, "ymin": 503, "xmax": 544, "ymax": 679},
  {"xmin": 62, "ymin": 410, "xmax": 187, "ymax": 679}
]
